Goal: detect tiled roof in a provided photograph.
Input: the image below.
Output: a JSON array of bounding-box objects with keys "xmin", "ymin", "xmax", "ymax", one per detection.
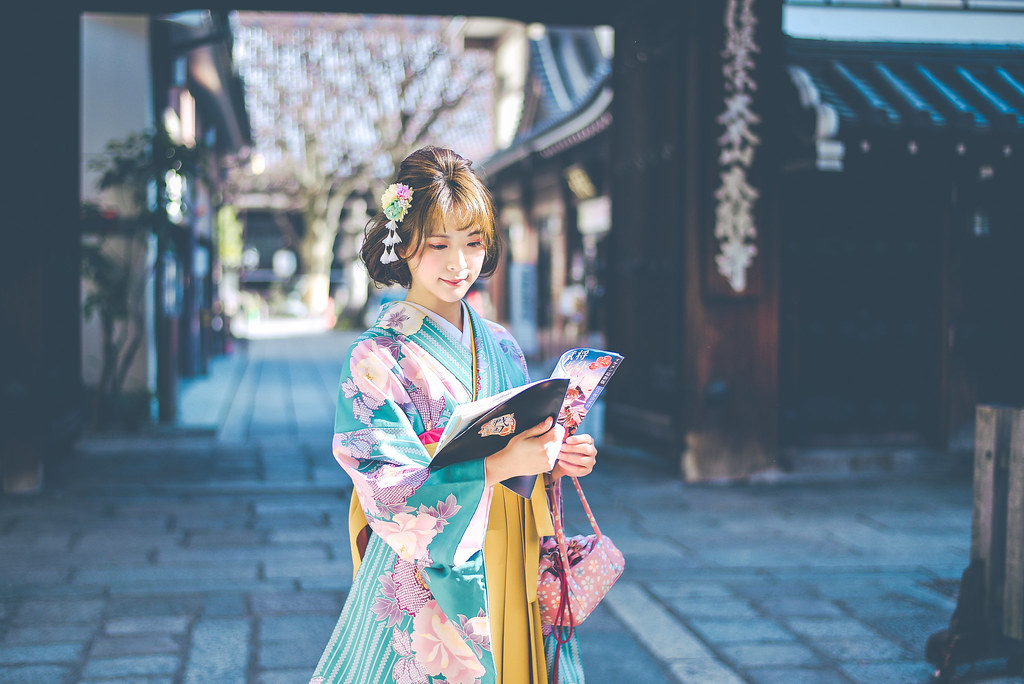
[
  {"xmin": 787, "ymin": 38, "xmax": 1024, "ymax": 135},
  {"xmin": 479, "ymin": 27, "xmax": 612, "ymax": 176}
]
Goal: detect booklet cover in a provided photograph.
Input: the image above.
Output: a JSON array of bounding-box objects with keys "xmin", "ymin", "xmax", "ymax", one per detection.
[{"xmin": 428, "ymin": 348, "xmax": 624, "ymax": 497}]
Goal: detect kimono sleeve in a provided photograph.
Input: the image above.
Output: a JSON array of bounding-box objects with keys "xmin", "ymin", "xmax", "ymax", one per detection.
[{"xmin": 333, "ymin": 336, "xmax": 486, "ymax": 569}]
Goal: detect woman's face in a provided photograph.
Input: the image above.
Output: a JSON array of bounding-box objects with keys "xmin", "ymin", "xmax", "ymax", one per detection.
[{"xmin": 403, "ymin": 216, "xmax": 487, "ymax": 315}]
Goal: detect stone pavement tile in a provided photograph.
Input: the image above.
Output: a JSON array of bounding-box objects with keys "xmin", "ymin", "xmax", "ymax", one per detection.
[
  {"xmin": 105, "ymin": 595, "xmax": 203, "ymax": 618},
  {"xmin": 719, "ymin": 642, "xmax": 822, "ymax": 668},
  {"xmin": 756, "ymin": 596, "xmax": 845, "ymax": 617},
  {"xmin": 203, "ymin": 594, "xmax": 248, "ymax": 617},
  {"xmin": 269, "ymin": 528, "xmax": 345, "ymax": 543},
  {"xmin": 89, "ymin": 634, "xmax": 180, "ymax": 657},
  {"xmin": 3, "ymin": 625, "xmax": 95, "ymax": 645},
  {"xmin": 0, "ymin": 665, "xmax": 73, "ymax": 683},
  {"xmin": 841, "ymin": 661, "xmax": 936, "ymax": 684},
  {"xmin": 0, "ymin": 532, "xmax": 74, "ymax": 553},
  {"xmin": 0, "ymin": 643, "xmax": 82, "ymax": 664},
  {"xmin": 604, "ymin": 582, "xmax": 718, "ymax": 661},
  {"xmin": 185, "ymin": 529, "xmax": 266, "ymax": 546},
  {"xmin": 251, "ymin": 590, "xmax": 343, "ymax": 615},
  {"xmin": 620, "ymin": 556, "xmax": 718, "ymax": 581},
  {"xmin": 866, "ymin": 614, "xmax": 949, "ymax": 651},
  {"xmin": 107, "ymin": 578, "xmax": 295, "ymax": 596},
  {"xmin": 688, "ymin": 618, "xmax": 796, "ymax": 644},
  {"xmin": 253, "ymin": 510, "xmax": 329, "ymax": 529},
  {"xmin": 182, "ymin": 618, "xmax": 250, "ymax": 684},
  {"xmin": 297, "ymin": 576, "xmax": 353, "ymax": 592},
  {"xmin": 264, "ymin": 559, "xmax": 352, "ymax": 580},
  {"xmin": 258, "ymin": 670, "xmax": 314, "ymax": 684},
  {"xmin": 74, "ymin": 562, "xmax": 258, "ymax": 585},
  {"xmin": 0, "ymin": 567, "xmax": 72, "ymax": 587},
  {"xmin": 82, "ymin": 654, "xmax": 180, "ymax": 678},
  {"xmin": 73, "ymin": 531, "xmax": 181, "ymax": 553},
  {"xmin": 258, "ymin": 638, "xmax": 326, "ymax": 669},
  {"xmin": 668, "ymin": 658, "xmax": 747, "ymax": 684},
  {"xmin": 608, "ymin": 536, "xmax": 688, "ymax": 558},
  {"xmin": 0, "ymin": 584, "xmax": 106, "ymax": 600},
  {"xmin": 15, "ymin": 597, "xmax": 104, "ymax": 624},
  {"xmin": 728, "ymin": 579, "xmax": 821, "ymax": 600},
  {"xmin": 259, "ymin": 614, "xmax": 338, "ymax": 642},
  {"xmin": 784, "ymin": 616, "xmax": 882, "ymax": 640},
  {"xmin": 81, "ymin": 677, "xmax": 173, "ymax": 683},
  {"xmin": 813, "ymin": 636, "xmax": 913, "ymax": 662},
  {"xmin": 580, "ymin": 631, "xmax": 674, "ymax": 684},
  {"xmin": 647, "ymin": 581, "xmax": 734, "ymax": 600},
  {"xmin": 666, "ymin": 596, "xmax": 760, "ymax": 620},
  {"xmin": 105, "ymin": 615, "xmax": 190, "ymax": 635},
  {"xmin": 157, "ymin": 544, "xmax": 328, "ymax": 563},
  {"xmin": 746, "ymin": 667, "xmax": 851, "ymax": 684},
  {"xmin": 312, "ymin": 465, "xmax": 353, "ymax": 486},
  {"xmin": 839, "ymin": 592, "xmax": 940, "ymax": 618},
  {"xmin": 253, "ymin": 496, "xmax": 345, "ymax": 514},
  {"xmin": 697, "ymin": 544, "xmax": 865, "ymax": 569}
]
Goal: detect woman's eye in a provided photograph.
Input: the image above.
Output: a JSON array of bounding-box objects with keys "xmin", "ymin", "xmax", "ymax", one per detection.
[
  {"xmin": 468, "ymin": 241, "xmax": 483, "ymax": 248},
  {"xmin": 428, "ymin": 243, "xmax": 446, "ymax": 250}
]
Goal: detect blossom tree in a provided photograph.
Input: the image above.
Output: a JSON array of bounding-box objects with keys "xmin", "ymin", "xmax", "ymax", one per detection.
[{"xmin": 228, "ymin": 12, "xmax": 496, "ymax": 318}]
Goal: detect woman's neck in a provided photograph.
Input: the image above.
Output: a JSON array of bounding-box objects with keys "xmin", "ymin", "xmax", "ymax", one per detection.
[{"xmin": 404, "ymin": 296, "xmax": 463, "ymax": 331}]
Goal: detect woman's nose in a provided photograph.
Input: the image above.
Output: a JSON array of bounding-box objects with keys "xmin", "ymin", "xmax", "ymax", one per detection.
[{"xmin": 451, "ymin": 249, "xmax": 468, "ymax": 270}]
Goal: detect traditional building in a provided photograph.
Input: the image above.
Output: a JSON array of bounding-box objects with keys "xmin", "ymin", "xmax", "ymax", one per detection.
[
  {"xmin": 607, "ymin": 0, "xmax": 1024, "ymax": 480},
  {"xmin": 79, "ymin": 11, "xmax": 251, "ymax": 424},
  {"xmin": 479, "ymin": 25, "xmax": 614, "ymax": 361}
]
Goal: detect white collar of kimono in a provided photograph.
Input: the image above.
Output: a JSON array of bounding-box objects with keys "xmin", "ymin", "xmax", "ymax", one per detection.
[{"xmin": 402, "ymin": 300, "xmax": 472, "ymax": 349}]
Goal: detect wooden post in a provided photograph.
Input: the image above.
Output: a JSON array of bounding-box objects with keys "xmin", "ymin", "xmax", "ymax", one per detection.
[
  {"xmin": 972, "ymin": 405, "xmax": 1012, "ymax": 637},
  {"xmin": 1005, "ymin": 408, "xmax": 1024, "ymax": 642},
  {"xmin": 972, "ymin": 404, "xmax": 1024, "ymax": 644}
]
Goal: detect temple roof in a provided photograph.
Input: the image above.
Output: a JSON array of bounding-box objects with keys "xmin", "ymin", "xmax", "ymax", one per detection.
[
  {"xmin": 788, "ymin": 38, "xmax": 1024, "ymax": 135},
  {"xmin": 479, "ymin": 27, "xmax": 612, "ymax": 176}
]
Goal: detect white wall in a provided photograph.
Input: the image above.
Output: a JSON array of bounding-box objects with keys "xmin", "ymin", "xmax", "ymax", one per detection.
[
  {"xmin": 493, "ymin": 24, "xmax": 528, "ymax": 150},
  {"xmin": 80, "ymin": 14, "xmax": 155, "ymax": 400},
  {"xmin": 784, "ymin": 5, "xmax": 1024, "ymax": 43}
]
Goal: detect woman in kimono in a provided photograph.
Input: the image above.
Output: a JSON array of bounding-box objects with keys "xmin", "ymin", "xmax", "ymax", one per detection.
[{"xmin": 310, "ymin": 146, "xmax": 598, "ymax": 684}]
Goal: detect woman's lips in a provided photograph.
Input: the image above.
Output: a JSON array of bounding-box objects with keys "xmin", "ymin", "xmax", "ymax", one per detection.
[{"xmin": 441, "ymin": 278, "xmax": 465, "ymax": 286}]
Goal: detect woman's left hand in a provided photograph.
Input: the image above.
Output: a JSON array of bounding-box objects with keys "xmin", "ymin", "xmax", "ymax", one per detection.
[{"xmin": 551, "ymin": 433, "xmax": 597, "ymax": 479}]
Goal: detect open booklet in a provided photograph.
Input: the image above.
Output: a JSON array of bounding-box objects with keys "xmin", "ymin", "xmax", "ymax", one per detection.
[{"xmin": 428, "ymin": 348, "xmax": 624, "ymax": 497}]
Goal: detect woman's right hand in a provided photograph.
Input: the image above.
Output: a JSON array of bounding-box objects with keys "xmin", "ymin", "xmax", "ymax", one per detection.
[{"xmin": 484, "ymin": 416, "xmax": 565, "ymax": 487}]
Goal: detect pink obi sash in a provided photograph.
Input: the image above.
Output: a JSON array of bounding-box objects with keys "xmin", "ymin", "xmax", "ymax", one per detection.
[{"xmin": 418, "ymin": 427, "xmax": 445, "ymax": 447}]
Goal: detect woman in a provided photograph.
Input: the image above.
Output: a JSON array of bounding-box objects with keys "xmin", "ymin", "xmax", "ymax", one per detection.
[{"xmin": 310, "ymin": 146, "xmax": 596, "ymax": 684}]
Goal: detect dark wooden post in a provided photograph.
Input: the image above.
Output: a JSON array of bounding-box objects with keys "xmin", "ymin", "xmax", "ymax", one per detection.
[
  {"xmin": 605, "ymin": 0, "xmax": 784, "ymax": 481},
  {"xmin": 927, "ymin": 404, "xmax": 1024, "ymax": 679},
  {"xmin": 680, "ymin": 0, "xmax": 784, "ymax": 481},
  {"xmin": 1004, "ymin": 409, "xmax": 1023, "ymax": 642}
]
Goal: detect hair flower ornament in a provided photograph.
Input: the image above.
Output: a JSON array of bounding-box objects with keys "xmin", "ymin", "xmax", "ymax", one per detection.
[{"xmin": 379, "ymin": 183, "xmax": 414, "ymax": 264}]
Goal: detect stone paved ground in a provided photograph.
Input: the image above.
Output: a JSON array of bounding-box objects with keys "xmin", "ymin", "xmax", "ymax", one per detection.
[{"xmin": 1, "ymin": 328, "xmax": 1021, "ymax": 683}]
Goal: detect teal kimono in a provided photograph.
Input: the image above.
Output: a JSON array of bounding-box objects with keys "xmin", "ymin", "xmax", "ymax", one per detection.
[{"xmin": 310, "ymin": 300, "xmax": 583, "ymax": 684}]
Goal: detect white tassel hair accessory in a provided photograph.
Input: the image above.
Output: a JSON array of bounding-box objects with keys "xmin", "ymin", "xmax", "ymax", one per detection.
[
  {"xmin": 380, "ymin": 220, "xmax": 402, "ymax": 264},
  {"xmin": 379, "ymin": 183, "xmax": 414, "ymax": 265}
]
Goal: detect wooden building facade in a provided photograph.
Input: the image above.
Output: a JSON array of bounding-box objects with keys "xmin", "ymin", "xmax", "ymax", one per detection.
[{"xmin": 606, "ymin": 2, "xmax": 1024, "ymax": 480}]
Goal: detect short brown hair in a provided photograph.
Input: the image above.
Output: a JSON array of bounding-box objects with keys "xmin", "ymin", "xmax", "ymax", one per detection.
[{"xmin": 361, "ymin": 146, "xmax": 501, "ymax": 288}]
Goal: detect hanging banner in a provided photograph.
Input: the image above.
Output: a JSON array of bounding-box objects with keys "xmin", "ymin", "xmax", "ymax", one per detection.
[{"xmin": 709, "ymin": 0, "xmax": 764, "ymax": 297}]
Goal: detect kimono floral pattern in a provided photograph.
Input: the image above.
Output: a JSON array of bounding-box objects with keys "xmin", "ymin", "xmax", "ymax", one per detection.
[{"xmin": 311, "ymin": 300, "xmax": 535, "ymax": 684}]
